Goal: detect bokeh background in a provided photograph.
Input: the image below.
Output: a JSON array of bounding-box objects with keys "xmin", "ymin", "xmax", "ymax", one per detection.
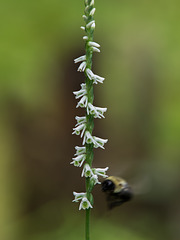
[{"xmin": 1, "ymin": 0, "xmax": 180, "ymax": 240}]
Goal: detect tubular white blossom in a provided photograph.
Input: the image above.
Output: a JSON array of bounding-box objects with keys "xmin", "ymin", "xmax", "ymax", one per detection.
[
  {"xmin": 83, "ymin": 131, "xmax": 95, "ymax": 145},
  {"xmin": 86, "ymin": 20, "xmax": 95, "ymax": 28},
  {"xmin": 83, "ymin": 36, "xmax": 88, "ymax": 40},
  {"xmin": 79, "ymin": 197, "xmax": 93, "ymax": 210},
  {"xmin": 93, "ymin": 167, "xmax": 109, "ymax": 178},
  {"xmin": 95, "ymin": 106, "xmax": 107, "ymax": 118},
  {"xmin": 85, "ymin": 6, "xmax": 90, "ymax": 13},
  {"xmin": 74, "ymin": 146, "xmax": 86, "ymax": 156},
  {"xmin": 86, "ymin": 68, "xmax": 105, "ymax": 84},
  {"xmin": 80, "ymin": 26, "xmax": 85, "ymax": 30},
  {"xmin": 90, "ymin": 0, "xmax": 94, "ymax": 6},
  {"xmin": 88, "ymin": 41, "xmax": 100, "ymax": 48},
  {"xmin": 70, "ymin": 154, "xmax": 86, "ymax": 167},
  {"xmin": 92, "ymin": 46, "xmax": 100, "ymax": 53},
  {"xmin": 87, "ymin": 103, "xmax": 107, "ymax": 118},
  {"xmin": 72, "ymin": 123, "xmax": 86, "ymax": 138},
  {"xmin": 90, "ymin": 8, "xmax": 96, "ymax": 16},
  {"xmin": 91, "ymin": 22, "xmax": 95, "ymax": 29},
  {"xmin": 86, "ymin": 68, "xmax": 94, "ymax": 80},
  {"xmin": 93, "ymin": 73, "xmax": 105, "ymax": 84},
  {"xmin": 73, "ymin": 191, "xmax": 86, "ymax": 202},
  {"xmin": 77, "ymin": 61, "xmax": 87, "ymax": 72},
  {"xmin": 74, "ymin": 55, "xmax": 86, "ymax": 64},
  {"xmin": 73, "ymin": 87, "xmax": 87, "ymax": 99},
  {"xmin": 81, "ymin": 83, "xmax": 86, "ymax": 89},
  {"xmin": 81, "ymin": 163, "xmax": 93, "ymax": 178},
  {"xmin": 90, "ymin": 174, "xmax": 101, "ymax": 185},
  {"xmin": 86, "ymin": 103, "xmax": 97, "ymax": 115},
  {"xmin": 75, "ymin": 116, "xmax": 87, "ymax": 126},
  {"xmin": 76, "ymin": 95, "xmax": 88, "ymax": 108},
  {"xmin": 93, "ymin": 136, "xmax": 108, "ymax": 149},
  {"xmin": 82, "ymin": 15, "xmax": 88, "ymax": 22}
]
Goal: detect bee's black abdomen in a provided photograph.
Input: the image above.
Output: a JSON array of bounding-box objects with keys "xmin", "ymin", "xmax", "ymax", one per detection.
[
  {"xmin": 102, "ymin": 180, "xmax": 115, "ymax": 192},
  {"xmin": 119, "ymin": 187, "xmax": 133, "ymax": 201}
]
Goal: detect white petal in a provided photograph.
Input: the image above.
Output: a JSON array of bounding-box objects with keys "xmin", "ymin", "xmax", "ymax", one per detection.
[
  {"xmin": 92, "ymin": 46, "xmax": 100, "ymax": 53},
  {"xmin": 74, "ymin": 146, "xmax": 86, "ymax": 156},
  {"xmin": 76, "ymin": 96, "xmax": 88, "ymax": 108},
  {"xmin": 74, "ymin": 55, "xmax": 86, "ymax": 64},
  {"xmin": 86, "ymin": 68, "xmax": 94, "ymax": 80},
  {"xmin": 86, "ymin": 20, "xmax": 95, "ymax": 28},
  {"xmin": 90, "ymin": 0, "xmax": 94, "ymax": 6},
  {"xmin": 90, "ymin": 8, "xmax": 96, "ymax": 16},
  {"xmin": 82, "ymin": 15, "xmax": 88, "ymax": 21},
  {"xmin": 83, "ymin": 36, "xmax": 88, "ymax": 40},
  {"xmin": 91, "ymin": 22, "xmax": 95, "ymax": 29},
  {"xmin": 77, "ymin": 61, "xmax": 87, "ymax": 72},
  {"xmin": 73, "ymin": 89, "xmax": 87, "ymax": 99},
  {"xmin": 88, "ymin": 41, "xmax": 100, "ymax": 48},
  {"xmin": 75, "ymin": 116, "xmax": 87, "ymax": 126}
]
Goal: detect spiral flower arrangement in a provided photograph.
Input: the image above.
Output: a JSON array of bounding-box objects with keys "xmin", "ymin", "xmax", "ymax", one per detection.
[{"xmin": 71, "ymin": 0, "xmax": 108, "ymax": 239}]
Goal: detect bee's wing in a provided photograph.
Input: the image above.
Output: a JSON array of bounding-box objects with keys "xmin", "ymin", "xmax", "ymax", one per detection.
[
  {"xmin": 105, "ymin": 192, "xmax": 128, "ymax": 210},
  {"xmin": 108, "ymin": 200, "xmax": 125, "ymax": 210},
  {"xmin": 131, "ymin": 175, "xmax": 152, "ymax": 195}
]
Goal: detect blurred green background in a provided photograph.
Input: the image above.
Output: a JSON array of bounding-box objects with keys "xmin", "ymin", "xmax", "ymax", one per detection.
[{"xmin": 1, "ymin": 0, "xmax": 180, "ymax": 240}]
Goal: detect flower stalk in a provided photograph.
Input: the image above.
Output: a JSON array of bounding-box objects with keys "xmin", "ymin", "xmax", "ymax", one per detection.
[{"xmin": 72, "ymin": 1, "xmax": 108, "ymax": 239}]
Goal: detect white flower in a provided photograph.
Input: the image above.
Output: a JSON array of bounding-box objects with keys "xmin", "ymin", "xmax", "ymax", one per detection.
[
  {"xmin": 80, "ymin": 26, "xmax": 85, "ymax": 30},
  {"xmin": 72, "ymin": 123, "xmax": 86, "ymax": 138},
  {"xmin": 83, "ymin": 36, "xmax": 88, "ymax": 40},
  {"xmin": 86, "ymin": 20, "xmax": 95, "ymax": 28},
  {"xmin": 90, "ymin": 0, "xmax": 94, "ymax": 6},
  {"xmin": 86, "ymin": 103, "xmax": 97, "ymax": 115},
  {"xmin": 70, "ymin": 154, "xmax": 86, "ymax": 167},
  {"xmin": 81, "ymin": 163, "xmax": 93, "ymax": 177},
  {"xmin": 95, "ymin": 106, "xmax": 107, "ymax": 118},
  {"xmin": 90, "ymin": 174, "xmax": 101, "ymax": 185},
  {"xmin": 73, "ymin": 191, "xmax": 86, "ymax": 202},
  {"xmin": 83, "ymin": 131, "xmax": 95, "ymax": 145},
  {"xmin": 76, "ymin": 95, "xmax": 88, "ymax": 108},
  {"xmin": 87, "ymin": 103, "xmax": 107, "ymax": 118},
  {"xmin": 92, "ymin": 46, "xmax": 100, "ymax": 53},
  {"xmin": 79, "ymin": 197, "xmax": 93, "ymax": 210},
  {"xmin": 82, "ymin": 15, "xmax": 88, "ymax": 22},
  {"xmin": 93, "ymin": 74, "xmax": 105, "ymax": 84},
  {"xmin": 93, "ymin": 167, "xmax": 109, "ymax": 178},
  {"xmin": 91, "ymin": 22, "xmax": 95, "ymax": 29},
  {"xmin": 86, "ymin": 68, "xmax": 105, "ymax": 84},
  {"xmin": 75, "ymin": 116, "xmax": 87, "ymax": 126},
  {"xmin": 93, "ymin": 136, "xmax": 108, "ymax": 149},
  {"xmin": 86, "ymin": 68, "xmax": 94, "ymax": 80},
  {"xmin": 81, "ymin": 83, "xmax": 86, "ymax": 89},
  {"xmin": 73, "ymin": 86, "xmax": 87, "ymax": 99},
  {"xmin": 74, "ymin": 55, "xmax": 86, "ymax": 64},
  {"xmin": 90, "ymin": 8, "xmax": 96, "ymax": 16},
  {"xmin": 88, "ymin": 41, "xmax": 100, "ymax": 48},
  {"xmin": 74, "ymin": 146, "xmax": 86, "ymax": 156},
  {"xmin": 85, "ymin": 6, "xmax": 91, "ymax": 14},
  {"xmin": 77, "ymin": 61, "xmax": 87, "ymax": 72}
]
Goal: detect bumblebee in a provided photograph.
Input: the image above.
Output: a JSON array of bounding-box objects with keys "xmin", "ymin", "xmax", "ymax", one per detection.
[{"xmin": 102, "ymin": 176, "xmax": 133, "ymax": 209}]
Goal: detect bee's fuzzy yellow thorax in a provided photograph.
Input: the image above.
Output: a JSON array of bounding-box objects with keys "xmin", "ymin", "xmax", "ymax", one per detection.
[{"xmin": 106, "ymin": 176, "xmax": 128, "ymax": 193}]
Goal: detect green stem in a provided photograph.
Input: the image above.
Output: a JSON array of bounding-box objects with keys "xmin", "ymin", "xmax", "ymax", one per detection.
[
  {"xmin": 84, "ymin": 1, "xmax": 95, "ymax": 239},
  {"xmin": 85, "ymin": 177, "xmax": 91, "ymax": 240},
  {"xmin": 86, "ymin": 208, "xmax": 90, "ymax": 240}
]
